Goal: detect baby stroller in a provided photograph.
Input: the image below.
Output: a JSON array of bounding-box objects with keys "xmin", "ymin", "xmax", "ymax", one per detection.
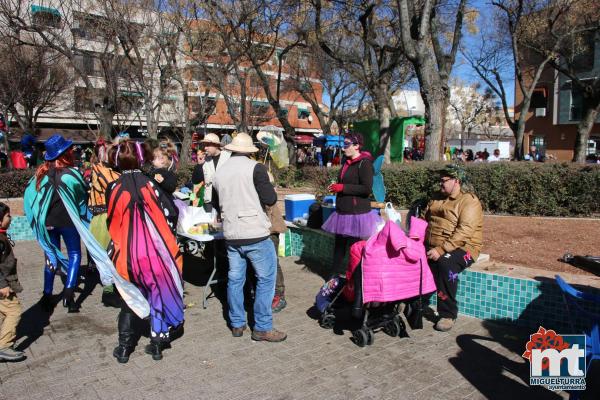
[{"xmin": 316, "ymin": 217, "xmax": 437, "ymax": 347}]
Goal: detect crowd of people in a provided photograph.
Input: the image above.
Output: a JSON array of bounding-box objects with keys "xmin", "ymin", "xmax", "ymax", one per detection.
[{"xmin": 1, "ymin": 130, "xmax": 485, "ymax": 364}]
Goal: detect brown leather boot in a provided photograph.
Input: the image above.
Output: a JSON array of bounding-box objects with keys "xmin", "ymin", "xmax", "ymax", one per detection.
[
  {"xmin": 251, "ymin": 329, "xmax": 287, "ymax": 342},
  {"xmin": 231, "ymin": 325, "xmax": 247, "ymax": 337}
]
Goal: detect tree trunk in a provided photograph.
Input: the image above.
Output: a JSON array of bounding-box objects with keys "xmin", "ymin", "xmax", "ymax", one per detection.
[
  {"xmin": 374, "ymin": 85, "xmax": 392, "ymax": 163},
  {"xmin": 573, "ymin": 96, "xmax": 600, "ymax": 163},
  {"xmin": 421, "ymin": 94, "xmax": 446, "ymax": 161},
  {"xmin": 418, "ymin": 72, "xmax": 447, "ymax": 161},
  {"xmin": 513, "ymin": 109, "xmax": 528, "ymax": 161},
  {"xmin": 98, "ymin": 110, "xmax": 115, "ymax": 139}
]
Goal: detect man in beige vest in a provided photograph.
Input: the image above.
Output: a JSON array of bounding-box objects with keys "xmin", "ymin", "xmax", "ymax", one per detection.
[
  {"xmin": 213, "ymin": 133, "xmax": 287, "ymax": 342},
  {"xmin": 200, "ymin": 133, "xmax": 231, "ymax": 212}
]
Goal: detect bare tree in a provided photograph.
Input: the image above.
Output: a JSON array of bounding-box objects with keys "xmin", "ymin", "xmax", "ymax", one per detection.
[
  {"xmin": 465, "ymin": 0, "xmax": 597, "ymax": 160},
  {"xmin": 0, "ymin": 0, "xmax": 151, "ymax": 138},
  {"xmin": 395, "ymin": 0, "xmax": 471, "ymax": 161},
  {"xmin": 312, "ymin": 0, "xmax": 412, "ymax": 162},
  {"xmin": 286, "ymin": 43, "xmax": 362, "ymax": 135},
  {"xmin": 0, "ymin": 38, "xmax": 70, "ymax": 134}
]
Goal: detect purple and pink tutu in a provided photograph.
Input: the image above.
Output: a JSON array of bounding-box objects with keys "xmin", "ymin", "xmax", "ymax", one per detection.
[{"xmin": 322, "ymin": 211, "xmax": 383, "ymax": 239}]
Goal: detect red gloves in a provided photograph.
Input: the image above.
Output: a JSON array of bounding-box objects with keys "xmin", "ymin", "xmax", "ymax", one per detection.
[{"xmin": 329, "ymin": 183, "xmax": 344, "ymax": 193}]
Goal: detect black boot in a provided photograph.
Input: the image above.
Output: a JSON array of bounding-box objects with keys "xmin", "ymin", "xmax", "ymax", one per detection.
[
  {"xmin": 144, "ymin": 341, "xmax": 164, "ymax": 361},
  {"xmin": 62, "ymin": 288, "xmax": 79, "ymax": 313},
  {"xmin": 114, "ymin": 305, "xmax": 138, "ymax": 363},
  {"xmin": 112, "ymin": 345, "xmax": 134, "ymax": 364},
  {"xmin": 38, "ymin": 293, "xmax": 54, "ymax": 313}
]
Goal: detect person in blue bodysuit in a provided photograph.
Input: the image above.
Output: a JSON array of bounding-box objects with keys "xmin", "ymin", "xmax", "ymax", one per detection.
[{"xmin": 24, "ymin": 135, "xmax": 88, "ymax": 313}]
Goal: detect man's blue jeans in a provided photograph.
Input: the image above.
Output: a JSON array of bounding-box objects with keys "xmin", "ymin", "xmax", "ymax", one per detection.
[{"xmin": 227, "ymin": 238, "xmax": 277, "ymax": 332}]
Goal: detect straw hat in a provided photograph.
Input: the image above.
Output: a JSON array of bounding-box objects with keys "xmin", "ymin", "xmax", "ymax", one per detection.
[
  {"xmin": 224, "ymin": 132, "xmax": 259, "ymax": 153},
  {"xmin": 200, "ymin": 133, "xmax": 221, "ymax": 146}
]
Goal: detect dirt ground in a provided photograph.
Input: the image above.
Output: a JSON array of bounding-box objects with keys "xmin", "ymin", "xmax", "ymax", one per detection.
[{"xmin": 481, "ymin": 215, "xmax": 600, "ymax": 276}]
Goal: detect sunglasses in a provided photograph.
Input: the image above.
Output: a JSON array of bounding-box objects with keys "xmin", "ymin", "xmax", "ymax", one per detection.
[
  {"xmin": 343, "ymin": 141, "xmax": 357, "ymax": 149},
  {"xmin": 440, "ymin": 177, "xmax": 454, "ymax": 184}
]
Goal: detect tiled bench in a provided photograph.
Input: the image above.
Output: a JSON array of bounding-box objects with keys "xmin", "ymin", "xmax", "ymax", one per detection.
[{"xmin": 284, "ymin": 224, "xmax": 600, "ymax": 332}]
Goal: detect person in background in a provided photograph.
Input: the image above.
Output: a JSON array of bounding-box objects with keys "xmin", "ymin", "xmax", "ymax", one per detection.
[
  {"xmin": 190, "ymin": 147, "xmax": 207, "ymax": 207},
  {"xmin": 266, "ymin": 203, "xmax": 287, "ymax": 313},
  {"xmin": 322, "ymin": 132, "xmax": 382, "ymax": 276},
  {"xmin": 150, "ymin": 143, "xmax": 178, "ymax": 195},
  {"xmin": 213, "ymin": 133, "xmax": 286, "ymax": 342},
  {"xmin": 422, "ymin": 164, "xmax": 483, "ymax": 332},
  {"xmin": 201, "ymin": 133, "xmax": 231, "ymax": 213},
  {"xmin": 487, "ymin": 149, "xmax": 501, "ymax": 162},
  {"xmin": 528, "ymin": 145, "xmax": 544, "ymax": 162},
  {"xmin": 0, "ymin": 203, "xmax": 25, "ymax": 362},
  {"xmin": 106, "ymin": 140, "xmax": 183, "ymax": 362},
  {"xmin": 24, "ymin": 135, "xmax": 88, "ymax": 313},
  {"xmin": 465, "ymin": 149, "xmax": 474, "ymax": 162},
  {"xmin": 88, "ymin": 139, "xmax": 121, "ymax": 307}
]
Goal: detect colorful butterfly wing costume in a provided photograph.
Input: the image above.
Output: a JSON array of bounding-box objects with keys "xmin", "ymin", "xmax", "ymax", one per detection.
[
  {"xmin": 106, "ymin": 171, "xmax": 183, "ymax": 341},
  {"xmin": 24, "ymin": 167, "xmax": 151, "ymax": 318}
]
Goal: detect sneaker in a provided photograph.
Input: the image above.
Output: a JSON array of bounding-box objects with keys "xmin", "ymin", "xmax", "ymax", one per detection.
[
  {"xmin": 271, "ymin": 295, "xmax": 287, "ymax": 313},
  {"xmin": 0, "ymin": 347, "xmax": 25, "ymax": 361},
  {"xmin": 251, "ymin": 329, "xmax": 287, "ymax": 342},
  {"xmin": 434, "ymin": 318, "xmax": 455, "ymax": 332}
]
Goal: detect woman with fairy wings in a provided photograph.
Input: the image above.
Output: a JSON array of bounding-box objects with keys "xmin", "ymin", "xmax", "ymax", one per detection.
[
  {"xmin": 24, "ymin": 135, "xmax": 88, "ymax": 313},
  {"xmin": 88, "ymin": 139, "xmax": 121, "ymax": 305},
  {"xmin": 106, "ymin": 140, "xmax": 183, "ymax": 363}
]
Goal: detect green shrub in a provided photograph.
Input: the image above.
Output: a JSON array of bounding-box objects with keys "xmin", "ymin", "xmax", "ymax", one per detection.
[
  {"xmin": 0, "ymin": 169, "xmax": 35, "ymax": 198},
  {"xmin": 276, "ymin": 162, "xmax": 600, "ymax": 217}
]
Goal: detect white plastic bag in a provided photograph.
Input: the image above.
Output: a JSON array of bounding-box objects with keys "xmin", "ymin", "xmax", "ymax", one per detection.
[{"xmin": 384, "ymin": 202, "xmax": 402, "ymax": 227}]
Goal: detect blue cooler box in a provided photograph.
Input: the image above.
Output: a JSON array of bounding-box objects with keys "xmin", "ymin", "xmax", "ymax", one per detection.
[
  {"xmin": 284, "ymin": 194, "xmax": 316, "ymax": 222},
  {"xmin": 322, "ymin": 204, "xmax": 336, "ymax": 223}
]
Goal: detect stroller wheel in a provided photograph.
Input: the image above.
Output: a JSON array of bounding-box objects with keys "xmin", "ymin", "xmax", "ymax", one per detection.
[
  {"xmin": 366, "ymin": 329, "xmax": 375, "ymax": 346},
  {"xmin": 383, "ymin": 319, "xmax": 401, "ymax": 337},
  {"xmin": 352, "ymin": 329, "xmax": 368, "ymax": 347},
  {"xmin": 319, "ymin": 313, "xmax": 335, "ymax": 329}
]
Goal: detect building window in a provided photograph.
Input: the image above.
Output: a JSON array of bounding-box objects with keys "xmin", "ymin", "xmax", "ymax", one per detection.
[
  {"xmin": 529, "ymin": 87, "xmax": 547, "ymax": 110},
  {"xmin": 251, "ymin": 101, "xmax": 270, "ymax": 116},
  {"xmin": 298, "ymin": 106, "xmax": 311, "ymax": 119},
  {"xmin": 203, "ymin": 97, "xmax": 217, "ymax": 115},
  {"xmin": 31, "ymin": 5, "xmax": 61, "ymax": 28},
  {"xmin": 118, "ymin": 92, "xmax": 143, "ymax": 115},
  {"xmin": 278, "ymin": 107, "xmax": 288, "ymax": 118},
  {"xmin": 531, "ymin": 136, "xmax": 545, "ymax": 151},
  {"xmin": 570, "ymin": 88, "xmax": 583, "ymax": 121},
  {"xmin": 74, "ymin": 87, "xmax": 103, "ymax": 113}
]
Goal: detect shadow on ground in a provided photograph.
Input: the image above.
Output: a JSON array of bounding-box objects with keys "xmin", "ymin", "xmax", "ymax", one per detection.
[{"xmin": 450, "ymin": 276, "xmax": 600, "ymax": 400}]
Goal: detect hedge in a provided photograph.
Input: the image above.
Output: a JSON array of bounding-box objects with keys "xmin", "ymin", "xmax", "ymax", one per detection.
[
  {"xmin": 0, "ymin": 169, "xmax": 35, "ymax": 198},
  {"xmin": 3, "ymin": 162, "xmax": 600, "ymax": 217},
  {"xmin": 274, "ymin": 162, "xmax": 600, "ymax": 217}
]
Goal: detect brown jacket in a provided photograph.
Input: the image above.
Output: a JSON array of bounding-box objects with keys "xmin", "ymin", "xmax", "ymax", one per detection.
[
  {"xmin": 266, "ymin": 204, "xmax": 287, "ymax": 234},
  {"xmin": 0, "ymin": 233, "xmax": 22, "ymax": 293},
  {"xmin": 422, "ymin": 191, "xmax": 483, "ymax": 261}
]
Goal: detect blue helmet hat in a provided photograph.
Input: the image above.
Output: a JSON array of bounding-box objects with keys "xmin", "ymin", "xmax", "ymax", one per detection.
[{"xmin": 44, "ymin": 134, "xmax": 73, "ymax": 161}]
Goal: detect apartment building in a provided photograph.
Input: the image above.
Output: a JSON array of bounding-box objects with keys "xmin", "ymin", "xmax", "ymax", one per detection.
[
  {"xmin": 7, "ymin": 3, "xmax": 324, "ymax": 143},
  {"xmin": 514, "ymin": 39, "xmax": 600, "ymax": 160}
]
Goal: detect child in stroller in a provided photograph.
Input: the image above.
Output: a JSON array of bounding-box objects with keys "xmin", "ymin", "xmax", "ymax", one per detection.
[{"xmin": 316, "ymin": 216, "xmax": 437, "ymax": 347}]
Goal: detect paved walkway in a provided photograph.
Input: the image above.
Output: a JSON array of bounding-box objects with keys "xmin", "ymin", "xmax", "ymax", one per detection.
[{"xmin": 1, "ymin": 241, "xmax": 597, "ymax": 399}]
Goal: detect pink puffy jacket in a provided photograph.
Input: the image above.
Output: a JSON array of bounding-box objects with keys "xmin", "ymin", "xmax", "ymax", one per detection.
[{"xmin": 343, "ymin": 217, "xmax": 437, "ymax": 303}]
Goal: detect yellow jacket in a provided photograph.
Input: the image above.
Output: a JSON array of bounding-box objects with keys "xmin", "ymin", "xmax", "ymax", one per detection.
[{"xmin": 422, "ymin": 191, "xmax": 483, "ymax": 261}]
